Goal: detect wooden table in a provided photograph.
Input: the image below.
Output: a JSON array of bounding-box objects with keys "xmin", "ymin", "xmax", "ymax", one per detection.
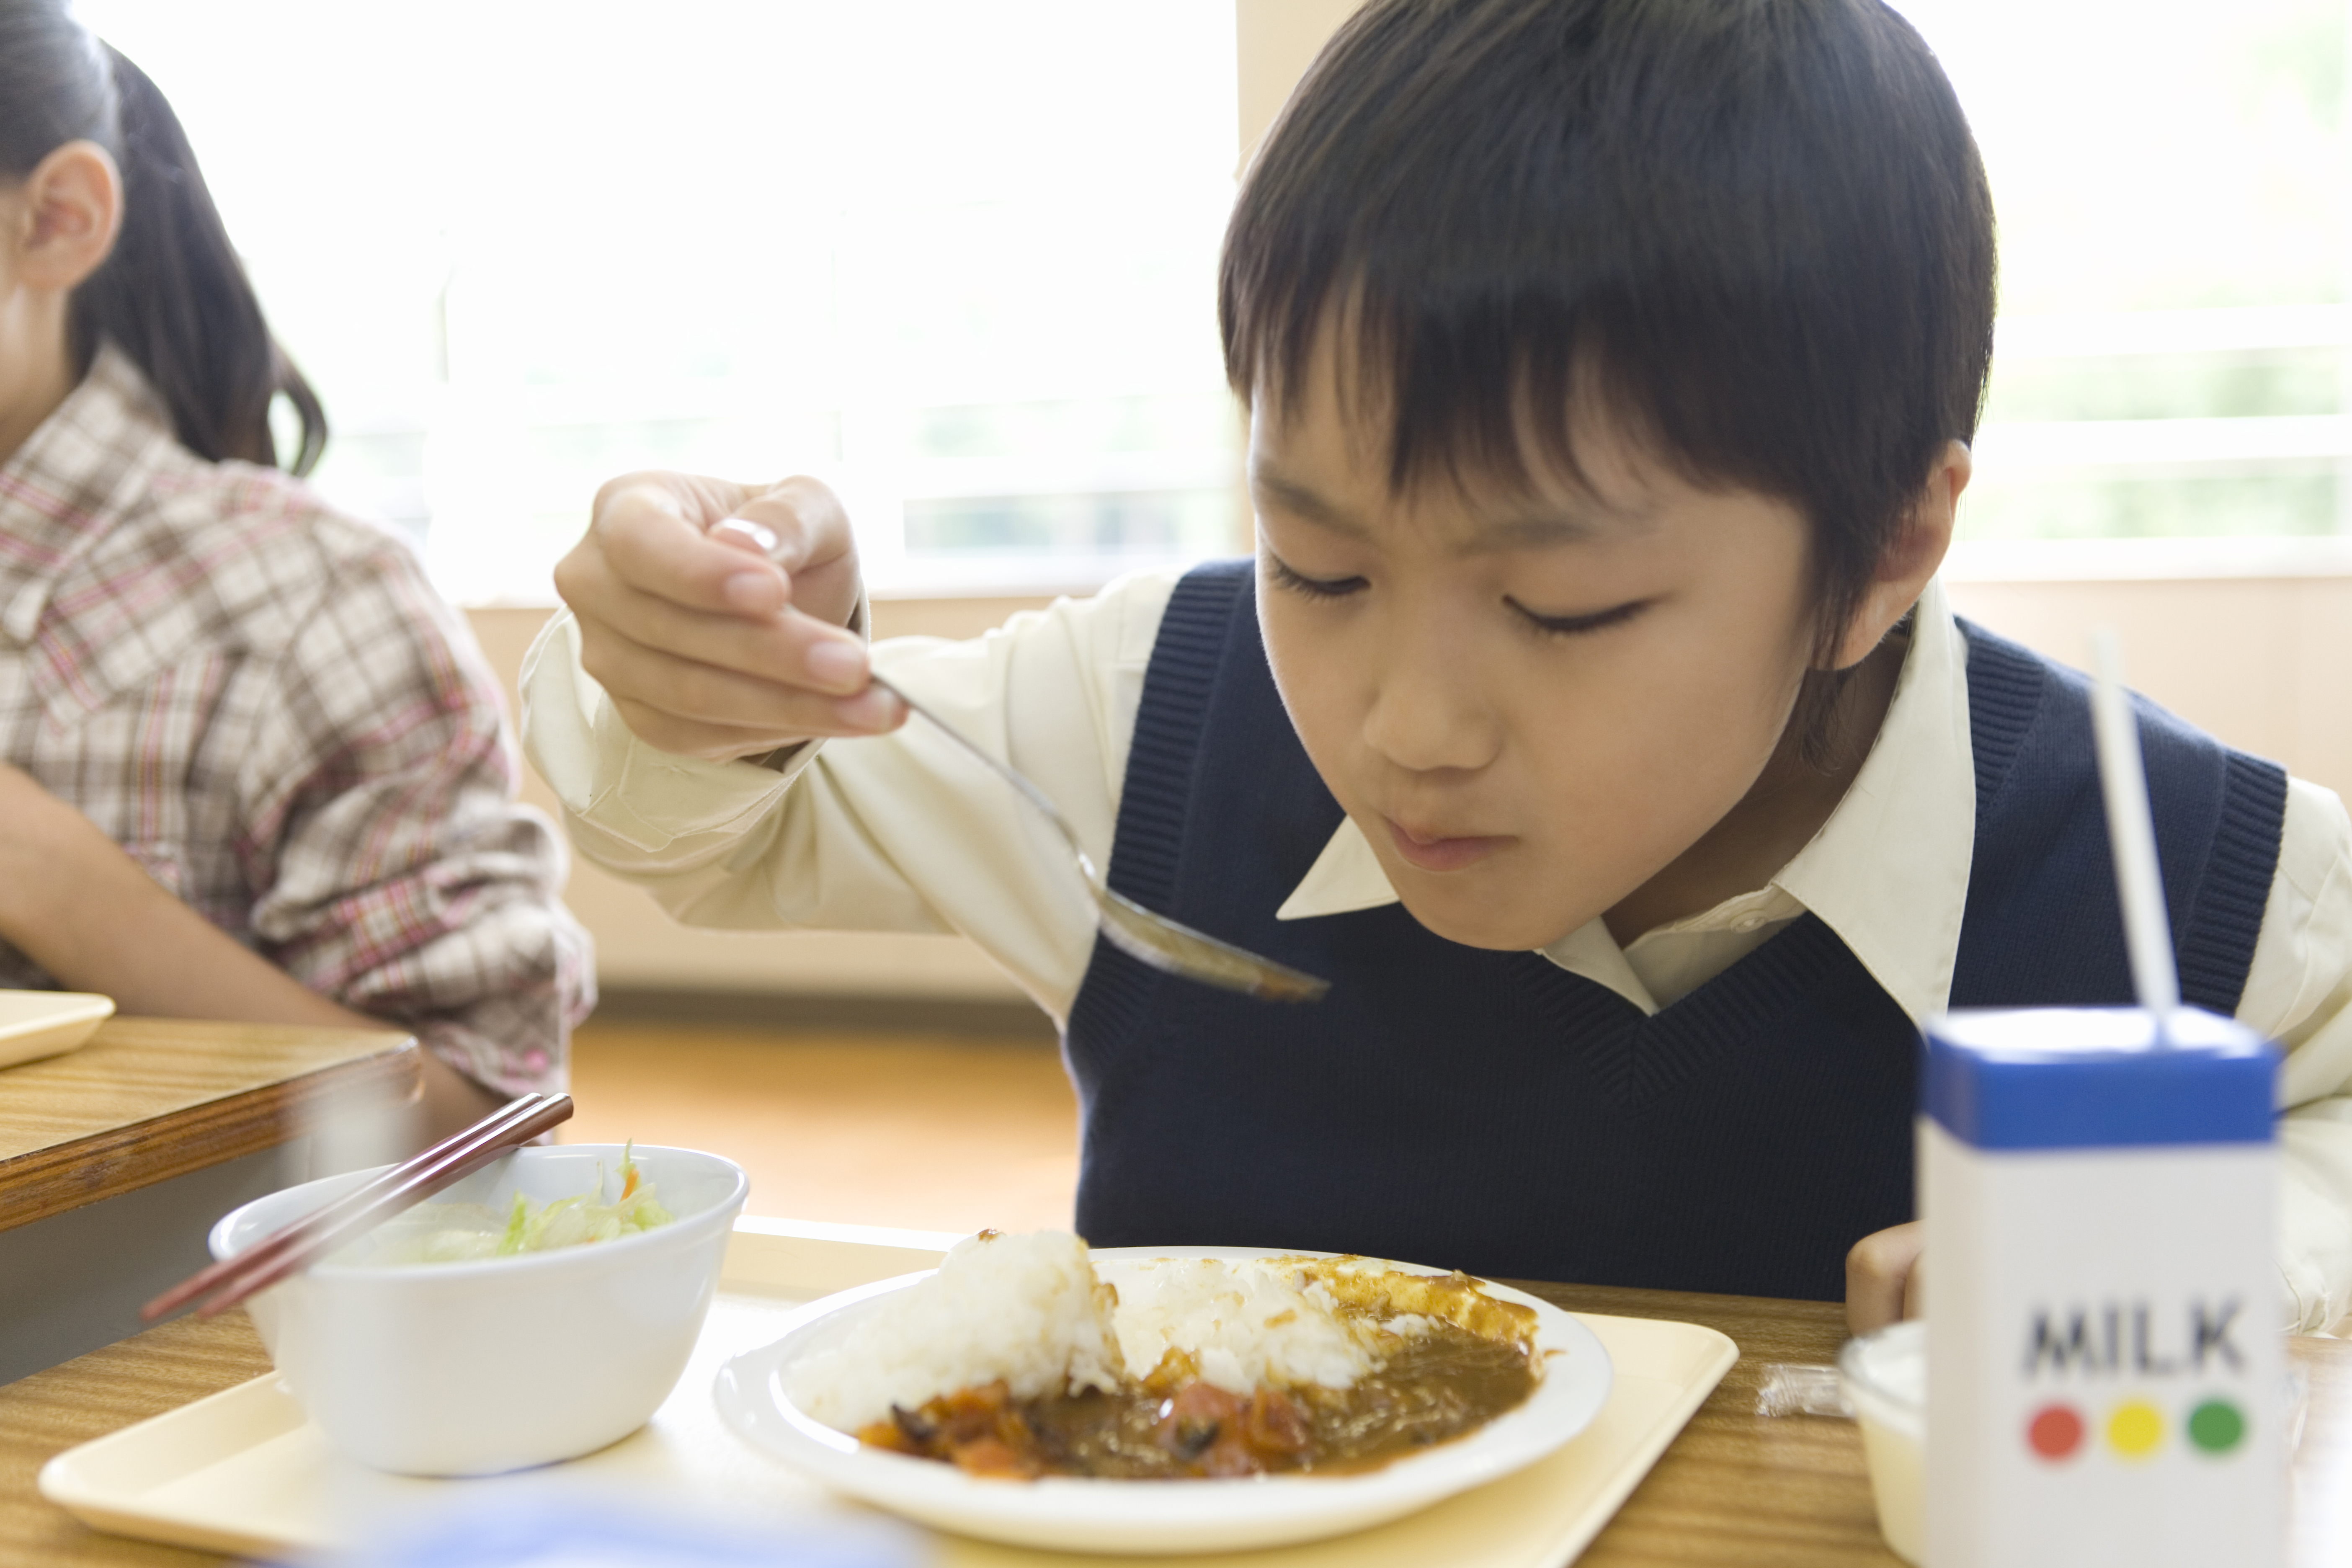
[
  {"xmin": 0, "ymin": 1019, "xmax": 418, "ymax": 1385},
  {"xmin": 0, "ymin": 1274, "xmax": 2344, "ymax": 1566}
]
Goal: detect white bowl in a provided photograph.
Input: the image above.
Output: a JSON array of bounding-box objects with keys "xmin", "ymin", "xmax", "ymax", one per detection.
[
  {"xmin": 208, "ymin": 1144, "xmax": 747, "ymax": 1477},
  {"xmin": 1839, "ymin": 1320, "xmax": 1925, "ymax": 1567}
]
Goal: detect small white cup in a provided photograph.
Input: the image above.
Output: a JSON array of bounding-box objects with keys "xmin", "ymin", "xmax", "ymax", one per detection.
[{"xmin": 1839, "ymin": 1319, "xmax": 1926, "ymax": 1566}]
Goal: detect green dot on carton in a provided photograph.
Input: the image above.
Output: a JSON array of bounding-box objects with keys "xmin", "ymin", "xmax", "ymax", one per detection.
[{"xmin": 2187, "ymin": 1400, "xmax": 2244, "ymax": 1455}]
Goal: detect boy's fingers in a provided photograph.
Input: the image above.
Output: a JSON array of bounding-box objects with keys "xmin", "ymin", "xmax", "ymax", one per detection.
[
  {"xmin": 729, "ymin": 475, "xmax": 856, "ymax": 575},
  {"xmin": 583, "ymin": 558, "xmax": 872, "ymax": 695},
  {"xmin": 1844, "ymin": 1220, "xmax": 1926, "ymax": 1336},
  {"xmin": 557, "ymin": 467, "xmax": 884, "ymax": 760},
  {"xmin": 578, "ymin": 624, "xmax": 903, "ymax": 744},
  {"xmin": 712, "ymin": 518, "xmax": 781, "ymax": 558},
  {"xmin": 585, "ymin": 477, "xmax": 790, "ymax": 618}
]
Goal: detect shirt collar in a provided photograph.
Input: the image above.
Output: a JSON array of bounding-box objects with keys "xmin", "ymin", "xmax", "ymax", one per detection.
[
  {"xmin": 0, "ymin": 344, "xmax": 175, "ymax": 643},
  {"xmin": 1274, "ymin": 578, "xmax": 1978, "ymax": 1026}
]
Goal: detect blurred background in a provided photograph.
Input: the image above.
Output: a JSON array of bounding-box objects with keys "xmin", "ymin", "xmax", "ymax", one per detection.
[
  {"xmin": 78, "ymin": 0, "xmax": 2351, "ymax": 577},
  {"xmin": 79, "ymin": 0, "xmax": 1248, "ymax": 601},
  {"xmin": 65, "ymin": 0, "xmax": 2352, "ymax": 1226}
]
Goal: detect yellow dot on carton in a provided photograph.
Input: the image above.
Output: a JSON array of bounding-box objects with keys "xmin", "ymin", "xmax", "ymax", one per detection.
[{"xmin": 2107, "ymin": 1401, "xmax": 2164, "ymax": 1458}]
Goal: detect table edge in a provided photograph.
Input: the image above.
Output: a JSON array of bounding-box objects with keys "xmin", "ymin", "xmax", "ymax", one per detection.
[{"xmin": 0, "ymin": 1036, "xmax": 420, "ymax": 1232}]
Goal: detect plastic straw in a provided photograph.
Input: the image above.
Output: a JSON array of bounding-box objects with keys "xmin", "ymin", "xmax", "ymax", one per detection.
[{"xmin": 2088, "ymin": 627, "xmax": 2180, "ymax": 1028}]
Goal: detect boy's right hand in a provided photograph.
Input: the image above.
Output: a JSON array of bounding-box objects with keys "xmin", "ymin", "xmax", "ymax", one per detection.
[{"xmin": 552, "ymin": 471, "xmax": 904, "ymax": 762}]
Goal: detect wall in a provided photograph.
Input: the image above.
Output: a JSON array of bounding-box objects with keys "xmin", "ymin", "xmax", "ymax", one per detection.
[
  {"xmin": 1235, "ymin": 0, "xmax": 1367, "ymax": 162},
  {"xmin": 1943, "ymin": 573, "xmax": 2352, "ymax": 804}
]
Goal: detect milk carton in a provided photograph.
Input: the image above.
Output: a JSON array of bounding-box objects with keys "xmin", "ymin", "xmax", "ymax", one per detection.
[{"xmin": 1919, "ymin": 1006, "xmax": 2280, "ymax": 1568}]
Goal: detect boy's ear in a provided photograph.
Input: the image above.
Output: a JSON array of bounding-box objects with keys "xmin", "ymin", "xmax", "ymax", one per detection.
[
  {"xmin": 11, "ymin": 140, "xmax": 122, "ymax": 294},
  {"xmin": 1828, "ymin": 438, "xmax": 1970, "ymax": 670}
]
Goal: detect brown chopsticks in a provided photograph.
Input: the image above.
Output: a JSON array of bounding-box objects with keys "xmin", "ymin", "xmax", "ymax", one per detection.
[{"xmin": 143, "ymin": 1091, "xmax": 575, "ymax": 1322}]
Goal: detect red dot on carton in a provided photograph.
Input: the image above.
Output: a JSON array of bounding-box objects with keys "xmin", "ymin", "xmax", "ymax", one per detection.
[{"xmin": 2028, "ymin": 1404, "xmax": 2084, "ymax": 1460}]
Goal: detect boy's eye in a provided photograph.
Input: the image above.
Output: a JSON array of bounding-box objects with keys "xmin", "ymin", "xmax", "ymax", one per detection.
[
  {"xmin": 1507, "ymin": 597, "xmax": 1648, "ymax": 637},
  {"xmin": 1266, "ymin": 554, "xmax": 1367, "ymax": 601}
]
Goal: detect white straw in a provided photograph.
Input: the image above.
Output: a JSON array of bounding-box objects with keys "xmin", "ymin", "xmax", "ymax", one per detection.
[{"xmin": 2088, "ymin": 627, "xmax": 2180, "ymax": 1029}]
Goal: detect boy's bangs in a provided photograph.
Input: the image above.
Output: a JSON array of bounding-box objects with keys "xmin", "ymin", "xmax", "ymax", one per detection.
[{"xmin": 1230, "ymin": 268, "xmax": 1705, "ymax": 511}]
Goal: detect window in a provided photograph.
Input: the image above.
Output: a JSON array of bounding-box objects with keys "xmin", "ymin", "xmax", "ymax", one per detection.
[
  {"xmin": 77, "ymin": 1, "xmax": 2350, "ymax": 598},
  {"xmin": 78, "ymin": 0, "xmax": 1240, "ymax": 602},
  {"xmin": 1893, "ymin": 0, "xmax": 2349, "ymax": 556}
]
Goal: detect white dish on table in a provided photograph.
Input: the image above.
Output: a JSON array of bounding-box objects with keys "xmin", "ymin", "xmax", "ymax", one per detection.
[
  {"xmin": 207, "ymin": 1143, "xmax": 748, "ymax": 1477},
  {"xmin": 1839, "ymin": 1319, "xmax": 1925, "ymax": 1567},
  {"xmin": 0, "ymin": 989, "xmax": 113, "ymax": 1070},
  {"xmin": 714, "ymin": 1244, "xmax": 1617, "ymax": 1556}
]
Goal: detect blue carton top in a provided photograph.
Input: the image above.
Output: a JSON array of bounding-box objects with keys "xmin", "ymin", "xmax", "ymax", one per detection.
[{"xmin": 1922, "ymin": 1007, "xmax": 2276, "ymax": 1151}]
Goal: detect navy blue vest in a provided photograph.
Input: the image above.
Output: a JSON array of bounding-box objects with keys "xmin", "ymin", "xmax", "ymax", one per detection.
[{"xmin": 1063, "ymin": 561, "xmax": 2287, "ymax": 1300}]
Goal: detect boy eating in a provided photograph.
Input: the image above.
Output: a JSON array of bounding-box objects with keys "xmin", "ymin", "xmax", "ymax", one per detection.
[{"xmin": 522, "ymin": 0, "xmax": 2352, "ymax": 1331}]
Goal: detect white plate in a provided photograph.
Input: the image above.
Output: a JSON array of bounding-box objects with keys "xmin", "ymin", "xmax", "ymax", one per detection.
[
  {"xmin": 713, "ymin": 1245, "xmax": 1614, "ymax": 1555},
  {"xmin": 0, "ymin": 990, "xmax": 113, "ymax": 1070}
]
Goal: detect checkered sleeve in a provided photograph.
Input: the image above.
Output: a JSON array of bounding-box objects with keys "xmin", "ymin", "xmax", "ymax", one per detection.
[{"xmin": 234, "ymin": 542, "xmax": 594, "ymax": 1096}]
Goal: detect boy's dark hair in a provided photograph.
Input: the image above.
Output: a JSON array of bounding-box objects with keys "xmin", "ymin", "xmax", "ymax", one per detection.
[
  {"xmin": 1222, "ymin": 0, "xmax": 1994, "ymax": 714},
  {"xmin": 0, "ymin": 0, "xmax": 326, "ymax": 475}
]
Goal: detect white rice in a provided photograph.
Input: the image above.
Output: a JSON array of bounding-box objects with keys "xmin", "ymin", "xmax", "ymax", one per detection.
[
  {"xmin": 785, "ymin": 1233, "xmax": 1480, "ymax": 1433},
  {"xmin": 787, "ymin": 1230, "xmax": 1125, "ymax": 1431},
  {"xmin": 1113, "ymin": 1256, "xmax": 1393, "ymax": 1395}
]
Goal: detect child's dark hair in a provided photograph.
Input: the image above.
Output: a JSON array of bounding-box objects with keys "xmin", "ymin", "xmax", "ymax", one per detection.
[
  {"xmin": 1222, "ymin": 0, "xmax": 1994, "ymax": 715},
  {"xmin": 0, "ymin": 0, "xmax": 325, "ymax": 475}
]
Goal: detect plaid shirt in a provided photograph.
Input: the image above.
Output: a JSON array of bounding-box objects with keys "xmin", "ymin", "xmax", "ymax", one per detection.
[{"xmin": 0, "ymin": 346, "xmax": 591, "ymax": 1094}]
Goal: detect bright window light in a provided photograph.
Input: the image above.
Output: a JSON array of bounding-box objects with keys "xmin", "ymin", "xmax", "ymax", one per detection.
[
  {"xmin": 1896, "ymin": 0, "xmax": 2350, "ymax": 543},
  {"xmin": 71, "ymin": 1, "xmax": 2349, "ymax": 590},
  {"xmin": 74, "ymin": 0, "xmax": 1241, "ymax": 602}
]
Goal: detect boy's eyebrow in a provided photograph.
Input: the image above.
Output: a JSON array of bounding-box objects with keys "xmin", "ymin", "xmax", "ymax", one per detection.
[
  {"xmin": 1465, "ymin": 503, "xmax": 1650, "ymax": 552},
  {"xmin": 1250, "ymin": 469, "xmax": 1369, "ymax": 537}
]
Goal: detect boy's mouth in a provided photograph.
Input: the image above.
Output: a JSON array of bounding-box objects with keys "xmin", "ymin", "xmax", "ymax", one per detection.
[{"xmin": 1384, "ymin": 817, "xmax": 1514, "ymax": 874}]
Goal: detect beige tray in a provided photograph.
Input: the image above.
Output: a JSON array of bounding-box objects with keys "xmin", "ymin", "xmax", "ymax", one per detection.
[
  {"xmin": 40, "ymin": 1217, "xmax": 1736, "ymax": 1566},
  {"xmin": 0, "ymin": 990, "xmax": 113, "ymax": 1071}
]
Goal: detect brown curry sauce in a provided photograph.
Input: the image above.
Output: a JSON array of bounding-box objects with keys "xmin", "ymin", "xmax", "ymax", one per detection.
[{"xmin": 854, "ymin": 1264, "xmax": 1543, "ymax": 1481}]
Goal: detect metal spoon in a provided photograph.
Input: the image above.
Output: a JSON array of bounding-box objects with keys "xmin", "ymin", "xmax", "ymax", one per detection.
[{"xmin": 869, "ymin": 674, "xmax": 1330, "ymax": 1003}]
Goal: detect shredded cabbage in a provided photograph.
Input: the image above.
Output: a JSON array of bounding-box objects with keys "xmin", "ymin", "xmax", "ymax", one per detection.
[{"xmin": 347, "ymin": 1142, "xmax": 676, "ymax": 1267}]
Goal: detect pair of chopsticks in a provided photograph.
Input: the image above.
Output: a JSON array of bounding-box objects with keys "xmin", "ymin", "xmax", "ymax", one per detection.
[{"xmin": 142, "ymin": 1091, "xmax": 575, "ymax": 1323}]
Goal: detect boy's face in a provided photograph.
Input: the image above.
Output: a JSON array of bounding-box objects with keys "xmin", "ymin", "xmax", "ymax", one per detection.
[{"xmin": 1250, "ymin": 343, "xmax": 1821, "ymax": 952}]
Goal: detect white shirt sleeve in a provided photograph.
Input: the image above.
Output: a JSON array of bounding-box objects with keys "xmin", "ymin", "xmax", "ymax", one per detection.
[
  {"xmin": 2239, "ymin": 777, "xmax": 2352, "ymax": 1332},
  {"xmin": 518, "ymin": 568, "xmax": 1182, "ymax": 1025}
]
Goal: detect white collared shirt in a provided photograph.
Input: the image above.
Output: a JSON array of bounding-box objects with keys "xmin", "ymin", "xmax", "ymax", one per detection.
[{"xmin": 521, "ymin": 569, "xmax": 2352, "ymax": 1330}]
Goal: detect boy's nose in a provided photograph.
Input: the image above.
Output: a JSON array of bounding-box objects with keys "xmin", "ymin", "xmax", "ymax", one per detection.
[{"xmin": 1360, "ymin": 655, "xmax": 1501, "ymax": 775}]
